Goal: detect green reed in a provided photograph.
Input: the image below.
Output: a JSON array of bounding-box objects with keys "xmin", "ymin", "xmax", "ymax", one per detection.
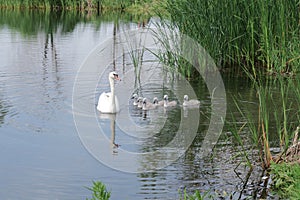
[
  {"xmin": 228, "ymin": 110, "xmax": 253, "ymax": 169},
  {"xmin": 152, "ymin": 20, "xmax": 216, "ymax": 78},
  {"xmin": 161, "ymin": 0, "xmax": 300, "ymax": 76},
  {"xmin": 125, "ymin": 31, "xmax": 146, "ymax": 83},
  {"xmin": 86, "ymin": 181, "xmax": 111, "ymax": 200},
  {"xmin": 179, "ymin": 188, "xmax": 211, "ymax": 200},
  {"xmin": 233, "ymin": 71, "xmax": 300, "ymax": 169},
  {"xmin": 0, "ymin": 0, "xmax": 161, "ymax": 13}
]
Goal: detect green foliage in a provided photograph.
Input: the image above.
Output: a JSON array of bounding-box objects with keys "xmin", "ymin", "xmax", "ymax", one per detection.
[
  {"xmin": 152, "ymin": 21, "xmax": 208, "ymax": 78},
  {"xmin": 86, "ymin": 181, "xmax": 111, "ymax": 200},
  {"xmin": 179, "ymin": 189, "xmax": 211, "ymax": 200},
  {"xmin": 270, "ymin": 162, "xmax": 300, "ymax": 199},
  {"xmin": 162, "ymin": 0, "xmax": 300, "ymax": 76},
  {"xmin": 0, "ymin": 0, "xmax": 167, "ymax": 15}
]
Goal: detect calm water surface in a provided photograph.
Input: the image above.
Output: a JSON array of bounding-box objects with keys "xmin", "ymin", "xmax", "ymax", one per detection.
[{"xmin": 0, "ymin": 10, "xmax": 276, "ymax": 200}]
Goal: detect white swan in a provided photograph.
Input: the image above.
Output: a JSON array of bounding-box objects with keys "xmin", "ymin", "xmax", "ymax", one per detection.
[
  {"xmin": 142, "ymin": 98, "xmax": 157, "ymax": 110},
  {"xmin": 182, "ymin": 95, "xmax": 200, "ymax": 107},
  {"xmin": 163, "ymin": 95, "xmax": 177, "ymax": 108},
  {"xmin": 131, "ymin": 93, "xmax": 139, "ymax": 106},
  {"xmin": 153, "ymin": 97, "xmax": 164, "ymax": 106},
  {"xmin": 97, "ymin": 71, "xmax": 120, "ymax": 113}
]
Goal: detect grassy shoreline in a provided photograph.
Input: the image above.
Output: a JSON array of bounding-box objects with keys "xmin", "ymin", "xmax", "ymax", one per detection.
[{"xmin": 0, "ymin": 0, "xmax": 166, "ymax": 16}]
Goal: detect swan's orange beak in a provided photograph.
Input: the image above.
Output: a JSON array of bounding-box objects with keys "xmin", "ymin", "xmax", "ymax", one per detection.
[{"xmin": 114, "ymin": 74, "xmax": 121, "ymax": 81}]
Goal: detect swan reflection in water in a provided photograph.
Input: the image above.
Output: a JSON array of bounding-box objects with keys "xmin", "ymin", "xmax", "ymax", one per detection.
[{"xmin": 98, "ymin": 113, "xmax": 119, "ymax": 154}]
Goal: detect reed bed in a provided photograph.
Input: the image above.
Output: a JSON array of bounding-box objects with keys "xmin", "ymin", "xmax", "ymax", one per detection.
[
  {"xmin": 162, "ymin": 0, "xmax": 300, "ymax": 76},
  {"xmin": 232, "ymin": 74, "xmax": 300, "ymax": 170},
  {"xmin": 0, "ymin": 0, "xmax": 108, "ymax": 10},
  {"xmin": 0, "ymin": 0, "xmax": 78, "ymax": 9},
  {"xmin": 0, "ymin": 0, "xmax": 163, "ymax": 15}
]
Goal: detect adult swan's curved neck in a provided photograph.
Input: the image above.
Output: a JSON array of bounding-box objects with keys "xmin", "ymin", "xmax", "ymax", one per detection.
[{"xmin": 109, "ymin": 74, "xmax": 115, "ymax": 101}]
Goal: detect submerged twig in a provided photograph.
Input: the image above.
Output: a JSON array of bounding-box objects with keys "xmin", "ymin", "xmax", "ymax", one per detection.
[{"xmin": 237, "ymin": 167, "xmax": 254, "ymax": 200}]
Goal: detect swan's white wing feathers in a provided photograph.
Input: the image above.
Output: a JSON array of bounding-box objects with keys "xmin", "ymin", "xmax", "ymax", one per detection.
[{"xmin": 97, "ymin": 92, "xmax": 119, "ymax": 113}]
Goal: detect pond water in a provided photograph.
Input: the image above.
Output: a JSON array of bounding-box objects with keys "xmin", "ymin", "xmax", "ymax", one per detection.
[{"xmin": 0, "ymin": 10, "xmax": 280, "ymax": 200}]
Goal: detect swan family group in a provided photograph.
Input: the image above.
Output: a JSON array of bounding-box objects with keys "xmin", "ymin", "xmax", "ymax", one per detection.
[
  {"xmin": 97, "ymin": 71, "xmax": 200, "ymax": 114},
  {"xmin": 131, "ymin": 93, "xmax": 200, "ymax": 111}
]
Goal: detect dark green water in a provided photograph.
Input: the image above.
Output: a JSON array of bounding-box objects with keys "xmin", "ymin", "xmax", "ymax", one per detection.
[{"xmin": 0, "ymin": 10, "xmax": 284, "ymax": 199}]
